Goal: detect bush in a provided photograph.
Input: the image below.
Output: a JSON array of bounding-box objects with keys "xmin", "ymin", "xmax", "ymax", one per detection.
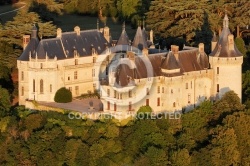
[
  {"xmin": 137, "ymin": 106, "xmax": 152, "ymax": 113},
  {"xmin": 54, "ymin": 87, "xmax": 72, "ymax": 103}
]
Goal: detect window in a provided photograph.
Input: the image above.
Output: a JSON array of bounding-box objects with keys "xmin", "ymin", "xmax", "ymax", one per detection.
[
  {"xmin": 129, "ymin": 102, "xmax": 132, "ymax": 111},
  {"xmin": 33, "ymin": 79, "xmax": 35, "ymax": 92},
  {"xmin": 146, "ymin": 99, "xmax": 149, "ymax": 106},
  {"xmin": 50, "ymin": 84, "xmax": 52, "ymax": 93},
  {"xmin": 92, "ymin": 69, "xmax": 95, "ymax": 77},
  {"xmin": 188, "ymin": 94, "xmax": 191, "ymax": 104},
  {"xmin": 129, "ymin": 90, "xmax": 132, "ymax": 98},
  {"xmin": 40, "ymin": 63, "xmax": 43, "ymax": 69},
  {"xmin": 75, "ymin": 59, "xmax": 78, "ymax": 65},
  {"xmin": 106, "ymin": 67, "xmax": 109, "ymax": 75},
  {"xmin": 191, "ymin": 81, "xmax": 192, "ymax": 89},
  {"xmin": 173, "ymin": 102, "xmax": 176, "ymax": 107},
  {"xmin": 171, "ymin": 89, "xmax": 173, "ymax": 93},
  {"xmin": 146, "ymin": 88, "xmax": 150, "ymax": 95},
  {"xmin": 93, "ymin": 83, "xmax": 96, "ymax": 89},
  {"xmin": 74, "ymin": 71, "xmax": 78, "ymax": 79},
  {"xmin": 21, "ymin": 71, "xmax": 24, "ymax": 81},
  {"xmin": 217, "ymin": 67, "xmax": 219, "ymax": 74},
  {"xmin": 157, "ymin": 98, "xmax": 160, "ymax": 106},
  {"xmin": 107, "ymin": 89, "xmax": 110, "ymax": 97},
  {"xmin": 162, "ymin": 87, "xmax": 164, "ymax": 93},
  {"xmin": 120, "ymin": 93, "xmax": 122, "ymax": 99},
  {"xmin": 114, "ymin": 103, "xmax": 117, "ymax": 111},
  {"xmin": 75, "ymin": 86, "xmax": 79, "ymax": 95},
  {"xmin": 157, "ymin": 86, "xmax": 160, "ymax": 93},
  {"xmin": 107, "ymin": 101, "xmax": 110, "ymax": 110},
  {"xmin": 69, "ymin": 87, "xmax": 72, "ymax": 92},
  {"xmin": 114, "ymin": 90, "xmax": 116, "ymax": 98},
  {"xmin": 217, "ymin": 84, "xmax": 219, "ymax": 92},
  {"xmin": 68, "ymin": 77, "xmax": 70, "ymax": 81},
  {"xmin": 93, "ymin": 57, "xmax": 96, "ymax": 63},
  {"xmin": 21, "ymin": 87, "xmax": 24, "ymax": 96},
  {"xmin": 186, "ymin": 83, "xmax": 188, "ymax": 89},
  {"xmin": 40, "ymin": 79, "xmax": 44, "ymax": 94}
]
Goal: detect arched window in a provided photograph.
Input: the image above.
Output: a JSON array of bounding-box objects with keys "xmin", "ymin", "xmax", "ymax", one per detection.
[
  {"xmin": 173, "ymin": 102, "xmax": 176, "ymax": 107},
  {"xmin": 33, "ymin": 79, "xmax": 35, "ymax": 92},
  {"xmin": 40, "ymin": 79, "xmax": 44, "ymax": 94}
]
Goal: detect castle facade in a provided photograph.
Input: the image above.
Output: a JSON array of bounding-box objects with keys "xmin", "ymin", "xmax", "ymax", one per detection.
[{"xmin": 17, "ymin": 15, "xmax": 243, "ymax": 113}]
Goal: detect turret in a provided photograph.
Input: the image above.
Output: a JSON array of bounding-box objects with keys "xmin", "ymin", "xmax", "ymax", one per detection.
[{"xmin": 209, "ymin": 14, "xmax": 243, "ymax": 101}]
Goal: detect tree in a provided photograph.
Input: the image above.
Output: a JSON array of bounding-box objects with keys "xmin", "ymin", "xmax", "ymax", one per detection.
[
  {"xmin": 0, "ymin": 10, "xmax": 56, "ymax": 47},
  {"xmin": 235, "ymin": 37, "xmax": 247, "ymax": 57},
  {"xmin": 0, "ymin": 86, "xmax": 11, "ymax": 117},
  {"xmin": 54, "ymin": 87, "xmax": 72, "ymax": 103}
]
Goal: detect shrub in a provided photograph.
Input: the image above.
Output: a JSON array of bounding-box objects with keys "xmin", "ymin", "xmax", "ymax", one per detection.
[
  {"xmin": 54, "ymin": 87, "xmax": 72, "ymax": 103},
  {"xmin": 137, "ymin": 105, "xmax": 152, "ymax": 114}
]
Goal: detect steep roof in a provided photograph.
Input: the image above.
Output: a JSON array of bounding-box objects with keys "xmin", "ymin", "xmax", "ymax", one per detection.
[
  {"xmin": 161, "ymin": 52, "xmax": 180, "ymax": 70},
  {"xmin": 116, "ymin": 29, "xmax": 130, "ymax": 46},
  {"xmin": 209, "ymin": 15, "xmax": 242, "ymax": 57},
  {"xmin": 132, "ymin": 26, "xmax": 148, "ymax": 50},
  {"xmin": 114, "ymin": 47, "xmax": 209, "ymax": 86},
  {"xmin": 18, "ymin": 37, "xmax": 39, "ymax": 61},
  {"xmin": 19, "ymin": 29, "xmax": 109, "ymax": 61}
]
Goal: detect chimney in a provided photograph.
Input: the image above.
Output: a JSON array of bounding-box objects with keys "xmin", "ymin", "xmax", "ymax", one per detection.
[
  {"xmin": 23, "ymin": 35, "xmax": 30, "ymax": 50},
  {"xmin": 228, "ymin": 34, "xmax": 234, "ymax": 51},
  {"xmin": 103, "ymin": 26, "xmax": 110, "ymax": 43},
  {"xmin": 171, "ymin": 45, "xmax": 179, "ymax": 61},
  {"xmin": 74, "ymin": 26, "xmax": 80, "ymax": 35},
  {"xmin": 199, "ymin": 43, "xmax": 205, "ymax": 53},
  {"xmin": 57, "ymin": 28, "xmax": 62, "ymax": 38},
  {"xmin": 31, "ymin": 25, "xmax": 38, "ymax": 38},
  {"xmin": 127, "ymin": 51, "xmax": 135, "ymax": 61}
]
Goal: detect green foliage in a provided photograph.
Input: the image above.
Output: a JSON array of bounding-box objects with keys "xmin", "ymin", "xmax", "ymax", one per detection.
[
  {"xmin": 235, "ymin": 37, "xmax": 247, "ymax": 57},
  {"xmin": 0, "ymin": 86, "xmax": 11, "ymax": 117},
  {"xmin": 0, "ymin": 10, "xmax": 56, "ymax": 47},
  {"xmin": 137, "ymin": 105, "xmax": 152, "ymax": 114},
  {"xmin": 0, "ymin": 88, "xmax": 249, "ymax": 165},
  {"xmin": 146, "ymin": 0, "xmax": 250, "ymax": 42},
  {"xmin": 77, "ymin": 90, "xmax": 100, "ymax": 99},
  {"xmin": 54, "ymin": 87, "xmax": 72, "ymax": 103}
]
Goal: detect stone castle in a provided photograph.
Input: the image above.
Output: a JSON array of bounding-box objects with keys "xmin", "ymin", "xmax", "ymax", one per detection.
[{"xmin": 17, "ymin": 15, "xmax": 243, "ymax": 113}]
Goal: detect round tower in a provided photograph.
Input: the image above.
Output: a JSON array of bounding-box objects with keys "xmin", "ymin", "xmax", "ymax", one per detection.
[{"xmin": 209, "ymin": 14, "xmax": 243, "ymax": 101}]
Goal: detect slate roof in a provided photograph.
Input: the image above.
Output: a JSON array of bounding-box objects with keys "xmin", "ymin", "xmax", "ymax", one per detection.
[
  {"xmin": 132, "ymin": 26, "xmax": 148, "ymax": 50},
  {"xmin": 18, "ymin": 29, "xmax": 109, "ymax": 61},
  {"xmin": 116, "ymin": 29, "xmax": 130, "ymax": 46},
  {"xmin": 209, "ymin": 15, "xmax": 242, "ymax": 57},
  {"xmin": 114, "ymin": 48, "xmax": 209, "ymax": 86}
]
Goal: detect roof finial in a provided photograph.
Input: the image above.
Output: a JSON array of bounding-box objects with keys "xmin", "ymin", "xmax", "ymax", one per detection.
[
  {"xmin": 223, "ymin": 12, "xmax": 229, "ymax": 28},
  {"xmin": 97, "ymin": 19, "xmax": 99, "ymax": 30},
  {"xmin": 143, "ymin": 17, "xmax": 145, "ymax": 30},
  {"xmin": 122, "ymin": 21, "xmax": 125, "ymax": 31}
]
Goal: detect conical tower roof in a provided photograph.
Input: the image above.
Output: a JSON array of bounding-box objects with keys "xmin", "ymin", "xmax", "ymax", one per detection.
[
  {"xmin": 209, "ymin": 14, "xmax": 242, "ymax": 57},
  {"xmin": 117, "ymin": 22, "xmax": 130, "ymax": 45},
  {"xmin": 132, "ymin": 26, "xmax": 148, "ymax": 50}
]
